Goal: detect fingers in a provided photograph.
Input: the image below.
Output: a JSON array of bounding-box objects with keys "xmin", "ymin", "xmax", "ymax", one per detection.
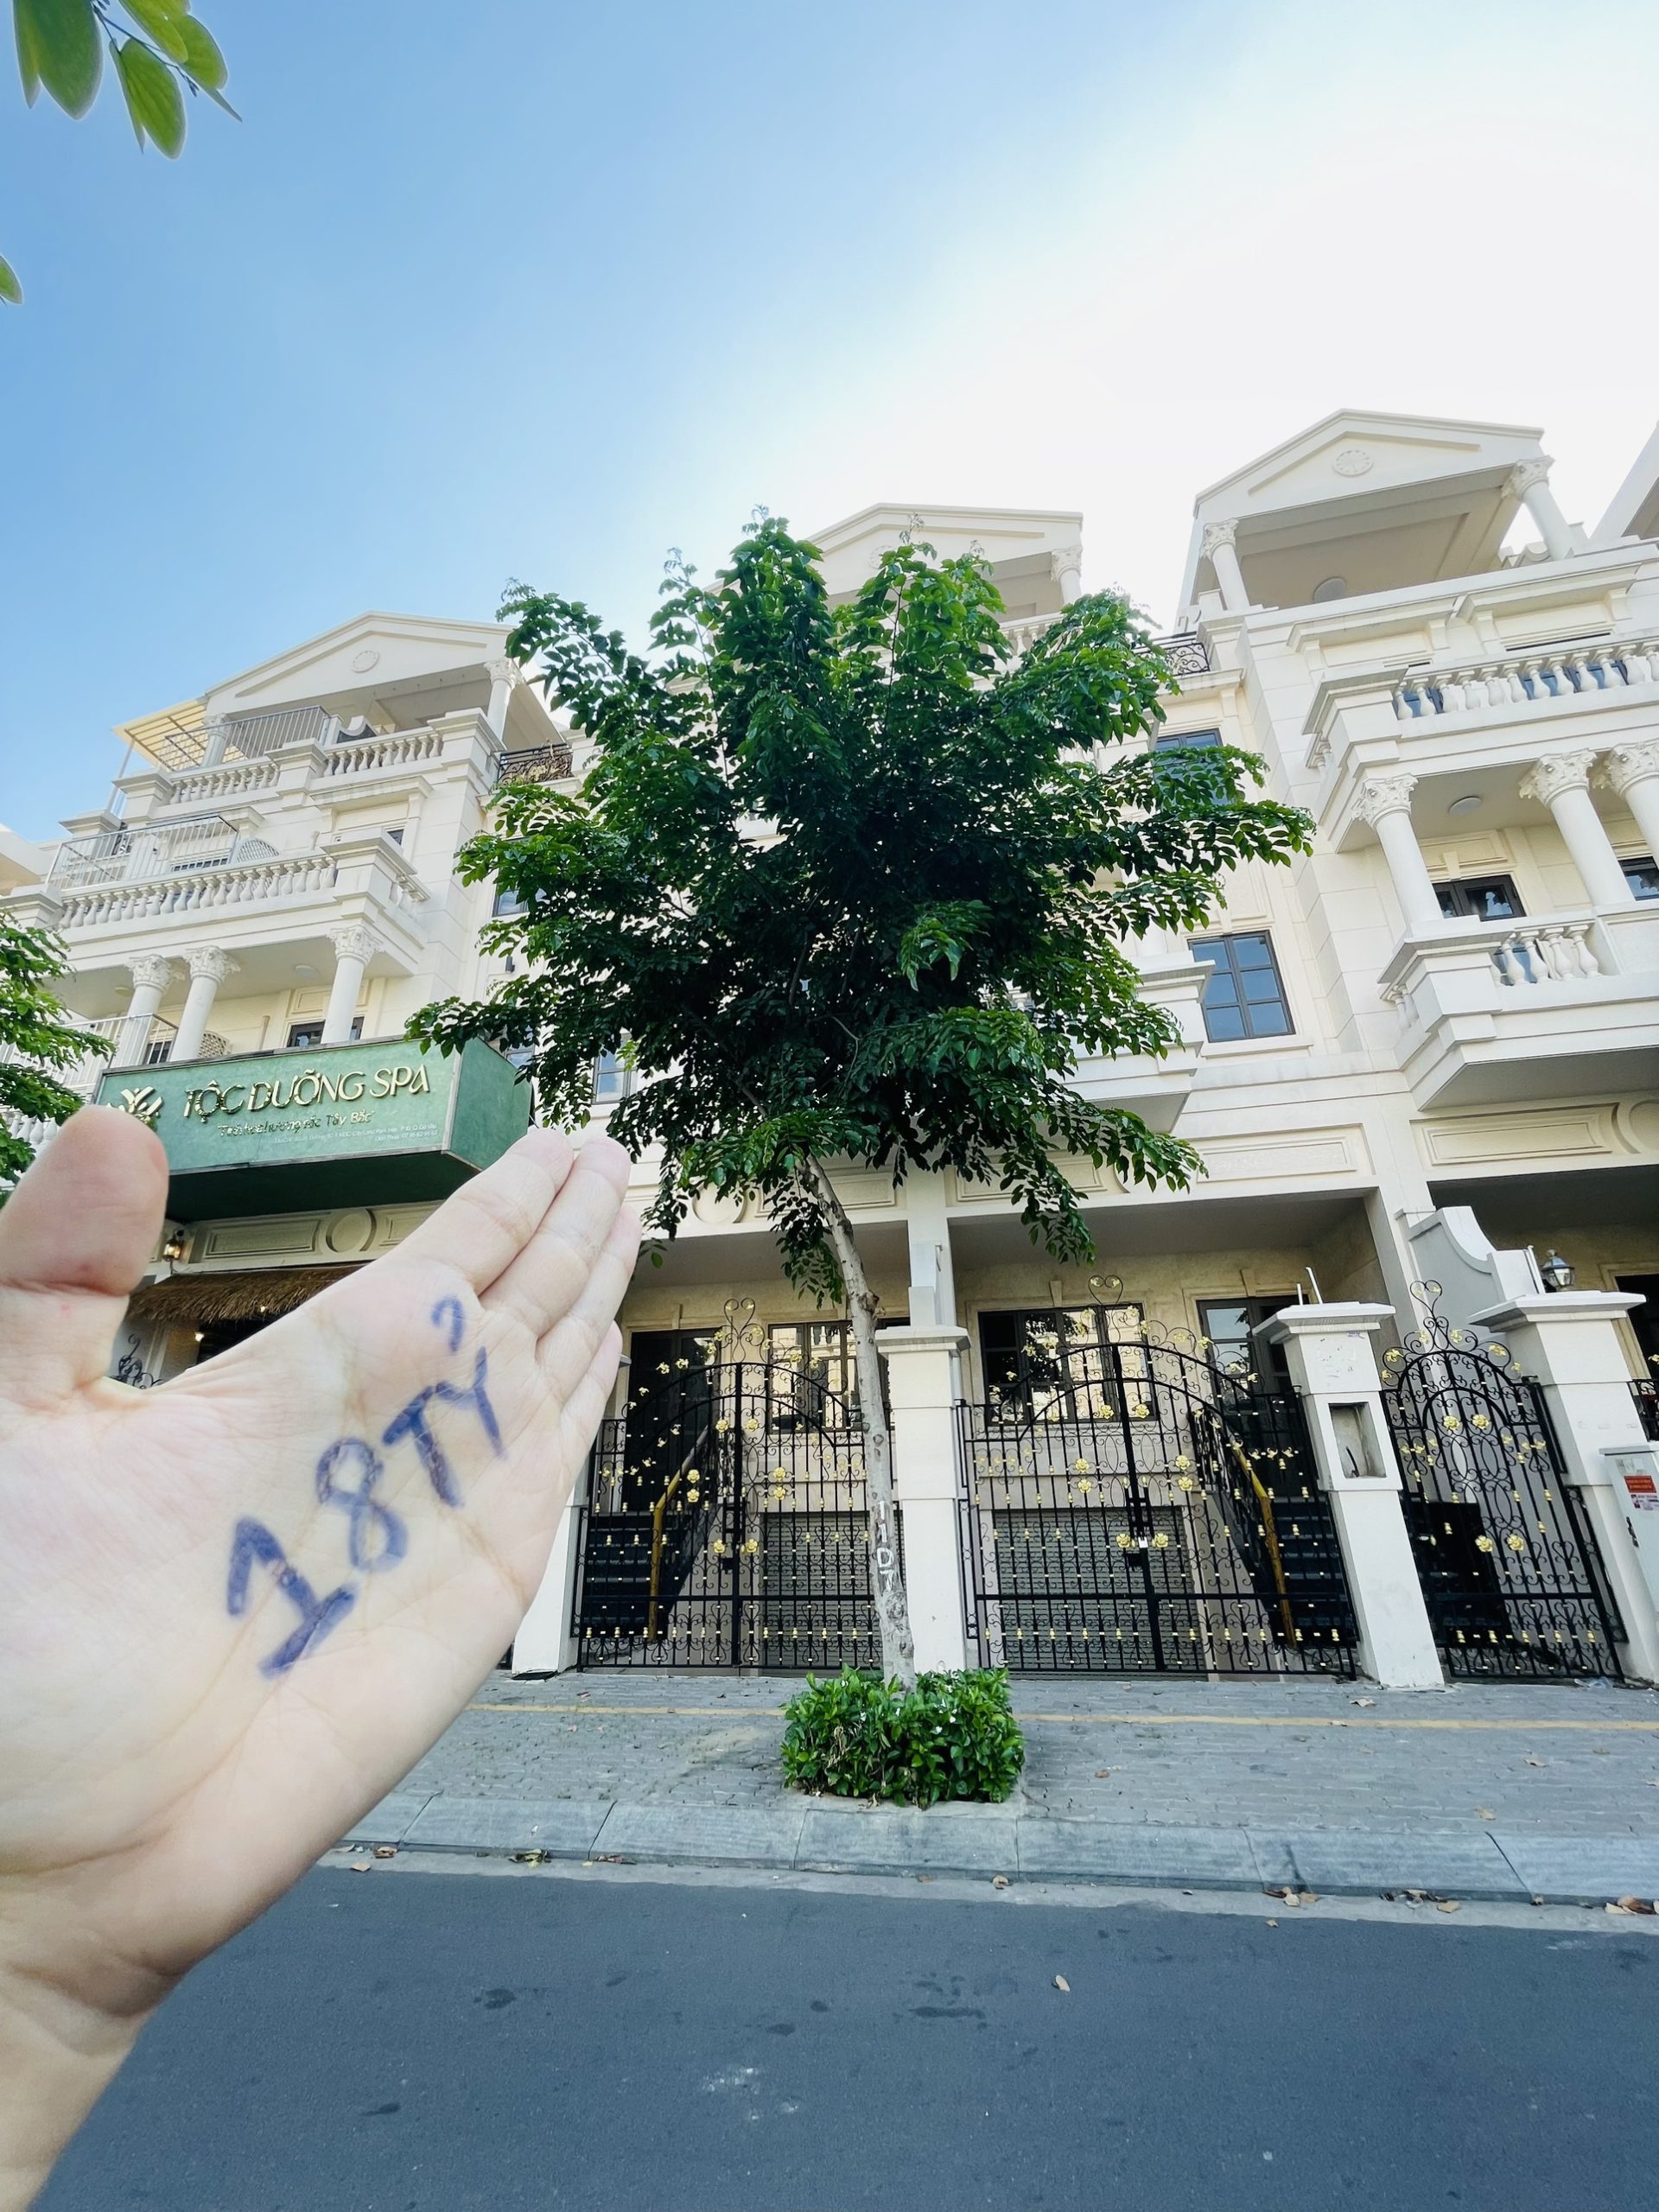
[
  {"xmin": 482, "ymin": 1135, "xmax": 632, "ymax": 1341},
  {"xmin": 395, "ymin": 1125, "xmax": 576, "ymax": 1294},
  {"xmin": 536, "ymin": 1205, "xmax": 641, "ymax": 1398},
  {"xmin": 0, "ymin": 1107, "xmax": 170, "ymax": 1408}
]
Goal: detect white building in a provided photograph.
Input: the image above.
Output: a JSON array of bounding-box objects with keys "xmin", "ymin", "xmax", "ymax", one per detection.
[{"xmin": 7, "ymin": 410, "xmax": 1659, "ymax": 1690}]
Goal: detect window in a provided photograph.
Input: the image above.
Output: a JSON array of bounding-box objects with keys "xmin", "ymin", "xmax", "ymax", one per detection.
[
  {"xmin": 1188, "ymin": 931, "xmax": 1292, "ymax": 1041},
  {"xmin": 143, "ymin": 1036, "xmax": 173, "ymax": 1067},
  {"xmin": 978, "ymin": 1302, "xmax": 1145, "ymax": 1419},
  {"xmin": 493, "ymin": 883, "xmax": 525, "ymax": 918},
  {"xmin": 287, "ymin": 1017, "xmax": 362, "ymax": 1048},
  {"xmin": 1196, "ymin": 1297, "xmax": 1295, "ymax": 1385},
  {"xmin": 593, "ymin": 1051, "xmax": 629, "ymax": 1102},
  {"xmin": 1623, "ymin": 855, "xmax": 1659, "ymax": 901},
  {"xmin": 1435, "ymin": 875, "xmax": 1524, "ymax": 924},
  {"xmin": 1153, "ymin": 728, "xmax": 1223, "ymax": 750}
]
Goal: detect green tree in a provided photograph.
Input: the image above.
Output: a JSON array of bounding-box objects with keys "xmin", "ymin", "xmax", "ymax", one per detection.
[
  {"xmin": 410, "ymin": 522, "xmax": 1313, "ymax": 1682},
  {"xmin": 6, "ymin": 0, "xmax": 234, "ymax": 304},
  {"xmin": 0, "ymin": 918, "xmax": 108, "ymax": 1183}
]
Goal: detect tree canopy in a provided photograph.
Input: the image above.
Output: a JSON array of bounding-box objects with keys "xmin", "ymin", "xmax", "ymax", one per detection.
[
  {"xmin": 410, "ymin": 518, "xmax": 1313, "ymax": 1679},
  {"xmin": 7, "ymin": 0, "xmax": 234, "ymax": 304},
  {"xmin": 0, "ymin": 919, "xmax": 109, "ymax": 1184}
]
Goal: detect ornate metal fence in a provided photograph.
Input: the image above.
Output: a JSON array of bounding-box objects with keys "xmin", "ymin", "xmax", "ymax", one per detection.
[
  {"xmin": 957, "ymin": 1300, "xmax": 1357, "ymax": 1675},
  {"xmin": 573, "ymin": 1308, "xmax": 886, "ymax": 1669},
  {"xmin": 1382, "ymin": 1284, "xmax": 1623, "ymax": 1680}
]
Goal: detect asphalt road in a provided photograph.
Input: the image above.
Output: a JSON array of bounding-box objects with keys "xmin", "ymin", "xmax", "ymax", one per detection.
[{"xmin": 39, "ymin": 1863, "xmax": 1659, "ymax": 2212}]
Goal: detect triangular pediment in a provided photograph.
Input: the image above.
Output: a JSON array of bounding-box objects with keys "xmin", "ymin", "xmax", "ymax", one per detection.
[
  {"xmin": 809, "ymin": 503, "xmax": 1082, "ymax": 595},
  {"xmin": 204, "ymin": 613, "xmax": 511, "ymax": 717},
  {"xmin": 1195, "ymin": 410, "xmax": 1544, "ymax": 521}
]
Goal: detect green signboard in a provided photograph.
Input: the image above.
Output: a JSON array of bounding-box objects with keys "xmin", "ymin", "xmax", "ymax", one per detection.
[{"xmin": 96, "ymin": 1037, "xmax": 531, "ymax": 1220}]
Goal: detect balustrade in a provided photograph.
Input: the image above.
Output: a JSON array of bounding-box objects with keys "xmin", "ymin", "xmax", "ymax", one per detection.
[
  {"xmin": 323, "ymin": 728, "xmax": 446, "ymax": 779},
  {"xmin": 56, "ymin": 850, "xmax": 338, "ymax": 930},
  {"xmin": 1393, "ymin": 635, "xmax": 1659, "ymax": 722}
]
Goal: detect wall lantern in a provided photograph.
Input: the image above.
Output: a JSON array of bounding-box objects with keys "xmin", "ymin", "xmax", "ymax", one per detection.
[{"xmin": 1539, "ymin": 1249, "xmax": 1576, "ymax": 1293}]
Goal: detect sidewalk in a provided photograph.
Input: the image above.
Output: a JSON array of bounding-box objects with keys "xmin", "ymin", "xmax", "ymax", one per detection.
[{"xmin": 345, "ymin": 1671, "xmax": 1659, "ymax": 1906}]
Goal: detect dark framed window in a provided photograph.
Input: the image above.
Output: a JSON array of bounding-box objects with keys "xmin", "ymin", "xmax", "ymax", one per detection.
[
  {"xmin": 978, "ymin": 1301, "xmax": 1145, "ymax": 1419},
  {"xmin": 1153, "ymin": 728, "xmax": 1223, "ymax": 750},
  {"xmin": 767, "ymin": 1316, "xmax": 906, "ymax": 1427},
  {"xmin": 1435, "ymin": 874, "xmax": 1524, "ymax": 923},
  {"xmin": 287, "ymin": 1017, "xmax": 362, "ymax": 1048},
  {"xmin": 1623, "ymin": 855, "xmax": 1659, "ymax": 901},
  {"xmin": 1196, "ymin": 1296, "xmax": 1295, "ymax": 1385},
  {"xmin": 1188, "ymin": 931, "xmax": 1292, "ymax": 1041},
  {"xmin": 492, "ymin": 882, "xmax": 525, "ymax": 918}
]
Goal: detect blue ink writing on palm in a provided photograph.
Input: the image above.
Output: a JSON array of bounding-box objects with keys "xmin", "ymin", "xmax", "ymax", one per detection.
[
  {"xmin": 226, "ymin": 1518, "xmax": 356, "ymax": 1676},
  {"xmin": 227, "ymin": 1294, "xmax": 499, "ymax": 1671}
]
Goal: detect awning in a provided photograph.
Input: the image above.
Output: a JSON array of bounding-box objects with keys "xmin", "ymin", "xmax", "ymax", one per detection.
[{"xmin": 126, "ymin": 1264, "xmax": 360, "ymax": 1327}]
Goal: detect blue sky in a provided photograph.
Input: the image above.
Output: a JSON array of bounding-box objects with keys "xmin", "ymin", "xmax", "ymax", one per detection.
[{"xmin": 4, "ymin": 0, "xmax": 1657, "ymax": 839}]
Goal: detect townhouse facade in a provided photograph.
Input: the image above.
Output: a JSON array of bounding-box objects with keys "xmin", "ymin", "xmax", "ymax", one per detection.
[{"xmin": 6, "ymin": 409, "xmax": 1659, "ymax": 1691}]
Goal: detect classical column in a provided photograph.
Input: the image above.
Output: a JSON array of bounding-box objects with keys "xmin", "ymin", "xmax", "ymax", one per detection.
[
  {"xmin": 1255, "ymin": 1306, "xmax": 1443, "ymax": 1688},
  {"xmin": 1469, "ymin": 1292, "xmax": 1659, "ymax": 1683},
  {"xmin": 1049, "ymin": 543, "xmax": 1084, "ymax": 606},
  {"xmin": 485, "ymin": 658, "xmax": 516, "ymax": 739},
  {"xmin": 1356, "ymin": 772, "xmax": 1443, "ymax": 935},
  {"xmin": 880, "ymin": 1325, "xmax": 970, "ymax": 1672},
  {"xmin": 170, "ymin": 947, "xmax": 238, "ymax": 1063},
  {"xmin": 1518, "ymin": 751, "xmax": 1635, "ymax": 908},
  {"xmin": 322, "ymin": 924, "xmax": 379, "ymax": 1046},
  {"xmin": 1508, "ymin": 457, "xmax": 1576, "ymax": 563},
  {"xmin": 113, "ymin": 955, "xmax": 175, "ymax": 1069},
  {"xmin": 1595, "ymin": 740, "xmax": 1659, "ymax": 865},
  {"xmin": 904, "ymin": 1170, "xmax": 958, "ymax": 1329},
  {"xmin": 1200, "ymin": 519, "xmax": 1249, "ymax": 613}
]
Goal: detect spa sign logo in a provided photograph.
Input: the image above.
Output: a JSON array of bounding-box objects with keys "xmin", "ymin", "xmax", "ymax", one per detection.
[{"xmin": 180, "ymin": 1060, "xmax": 432, "ymax": 1123}]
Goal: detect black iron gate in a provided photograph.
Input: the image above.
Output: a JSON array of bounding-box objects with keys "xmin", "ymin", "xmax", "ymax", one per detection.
[
  {"xmin": 573, "ymin": 1324, "xmax": 883, "ymax": 1670},
  {"xmin": 957, "ymin": 1302, "xmax": 1357, "ymax": 1675},
  {"xmin": 1382, "ymin": 1285, "xmax": 1623, "ymax": 1679}
]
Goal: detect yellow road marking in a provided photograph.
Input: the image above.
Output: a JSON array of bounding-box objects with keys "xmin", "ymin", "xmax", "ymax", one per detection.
[{"xmin": 468, "ymin": 1700, "xmax": 1659, "ymax": 1733}]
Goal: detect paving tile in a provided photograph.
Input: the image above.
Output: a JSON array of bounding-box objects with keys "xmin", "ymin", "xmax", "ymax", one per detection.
[
  {"xmin": 796, "ymin": 1805, "xmax": 1018, "ymax": 1876},
  {"xmin": 403, "ymin": 1796, "xmax": 609, "ymax": 1855},
  {"xmin": 594, "ymin": 1802, "xmax": 805, "ymax": 1866},
  {"xmin": 1277, "ymin": 1829, "xmax": 1525, "ymax": 1899},
  {"xmin": 1016, "ymin": 1818, "xmax": 1258, "ymax": 1888},
  {"xmin": 340, "ymin": 1791, "xmax": 433, "ymax": 1847},
  {"xmin": 1494, "ymin": 1834, "xmax": 1659, "ymax": 1904}
]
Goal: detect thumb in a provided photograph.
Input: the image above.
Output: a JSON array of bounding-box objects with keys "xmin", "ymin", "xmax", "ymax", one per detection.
[{"xmin": 0, "ymin": 1107, "xmax": 169, "ymax": 1408}]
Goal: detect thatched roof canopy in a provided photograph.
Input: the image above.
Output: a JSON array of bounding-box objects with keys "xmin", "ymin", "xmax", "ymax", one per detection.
[{"xmin": 127, "ymin": 1265, "xmax": 360, "ymax": 1326}]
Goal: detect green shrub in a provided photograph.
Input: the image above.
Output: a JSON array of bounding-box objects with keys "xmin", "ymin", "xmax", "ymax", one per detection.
[{"xmin": 780, "ymin": 1667, "xmax": 1025, "ymax": 1808}]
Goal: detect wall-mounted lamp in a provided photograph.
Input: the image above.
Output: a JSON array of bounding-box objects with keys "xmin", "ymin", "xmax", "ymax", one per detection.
[
  {"xmin": 161, "ymin": 1228, "xmax": 188, "ymax": 1264},
  {"xmin": 1539, "ymin": 1249, "xmax": 1576, "ymax": 1293}
]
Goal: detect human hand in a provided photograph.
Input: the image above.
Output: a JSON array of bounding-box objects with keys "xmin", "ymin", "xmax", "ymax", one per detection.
[{"xmin": 0, "ymin": 1108, "xmax": 637, "ymax": 2206}]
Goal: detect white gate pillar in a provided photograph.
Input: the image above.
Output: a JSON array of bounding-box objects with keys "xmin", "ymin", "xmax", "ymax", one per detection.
[
  {"xmin": 1469, "ymin": 1293, "xmax": 1659, "ymax": 1683},
  {"xmin": 1255, "ymin": 1304, "xmax": 1443, "ymax": 1688},
  {"xmin": 880, "ymin": 1325, "xmax": 970, "ymax": 1675},
  {"xmin": 512, "ymin": 1355, "xmax": 631, "ymax": 1674}
]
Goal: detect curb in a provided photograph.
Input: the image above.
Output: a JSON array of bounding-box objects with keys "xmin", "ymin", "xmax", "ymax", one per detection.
[{"xmin": 341, "ymin": 1791, "xmax": 1659, "ymax": 1909}]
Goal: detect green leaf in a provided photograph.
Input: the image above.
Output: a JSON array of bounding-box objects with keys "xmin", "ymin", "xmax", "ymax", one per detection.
[
  {"xmin": 175, "ymin": 11, "xmax": 226, "ymax": 90},
  {"xmin": 15, "ymin": 0, "xmax": 102, "ymax": 116},
  {"xmin": 114, "ymin": 33, "xmax": 185, "ymax": 154},
  {"xmin": 120, "ymin": 0, "xmax": 189, "ymax": 62},
  {"xmin": 0, "ymin": 253, "xmax": 20, "ymax": 305}
]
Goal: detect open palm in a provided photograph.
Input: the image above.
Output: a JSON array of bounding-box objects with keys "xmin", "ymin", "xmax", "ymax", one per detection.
[{"xmin": 0, "ymin": 1108, "xmax": 635, "ymax": 2196}]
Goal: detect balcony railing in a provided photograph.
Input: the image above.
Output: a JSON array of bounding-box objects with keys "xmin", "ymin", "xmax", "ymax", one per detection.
[
  {"xmin": 495, "ymin": 742, "xmax": 575, "ymax": 786},
  {"xmin": 208, "ymin": 704, "xmax": 338, "ymax": 760},
  {"xmin": 322, "ymin": 728, "xmax": 446, "ymax": 779},
  {"xmin": 999, "ymin": 611, "xmax": 1210, "ymax": 677},
  {"xmin": 55, "ymin": 849, "xmax": 337, "ymax": 930},
  {"xmin": 1392, "ymin": 634, "xmax": 1659, "ymax": 724},
  {"xmin": 48, "ymin": 815, "xmax": 264, "ymax": 893}
]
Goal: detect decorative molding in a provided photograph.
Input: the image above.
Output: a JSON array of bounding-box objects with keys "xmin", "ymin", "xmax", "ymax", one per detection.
[
  {"xmin": 1507, "ymin": 457, "xmax": 1554, "ymax": 497},
  {"xmin": 1331, "ymin": 447, "xmax": 1373, "ymax": 478},
  {"xmin": 327, "ymin": 923, "xmax": 381, "ymax": 966},
  {"xmin": 1417, "ymin": 1105, "xmax": 1618, "ymax": 1169},
  {"xmin": 1199, "ymin": 520, "xmax": 1238, "ymax": 556},
  {"xmin": 484, "ymin": 658, "xmax": 517, "ymax": 689},
  {"xmin": 1518, "ymin": 749, "xmax": 1596, "ymax": 808},
  {"xmin": 1354, "ymin": 772, "xmax": 1418, "ymax": 826},
  {"xmin": 126, "ymin": 954, "xmax": 176, "ymax": 993},
  {"xmin": 186, "ymin": 946, "xmax": 239, "ymax": 985},
  {"xmin": 1048, "ymin": 543, "xmax": 1084, "ymax": 582},
  {"xmin": 1595, "ymin": 739, "xmax": 1659, "ymax": 799}
]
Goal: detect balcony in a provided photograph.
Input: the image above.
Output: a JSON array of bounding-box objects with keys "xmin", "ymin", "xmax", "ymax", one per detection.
[
  {"xmin": 1378, "ymin": 907, "xmax": 1659, "ymax": 1107},
  {"xmin": 999, "ymin": 613, "xmax": 1211, "ymax": 678},
  {"xmin": 495, "ymin": 741, "xmax": 575, "ymax": 787},
  {"xmin": 1068, "ymin": 954, "xmax": 1211, "ymax": 1129}
]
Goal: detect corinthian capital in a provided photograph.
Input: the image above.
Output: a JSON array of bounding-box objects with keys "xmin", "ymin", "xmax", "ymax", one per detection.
[
  {"xmin": 187, "ymin": 946, "xmax": 239, "ymax": 985},
  {"xmin": 1200, "ymin": 519, "xmax": 1238, "ymax": 556},
  {"xmin": 1354, "ymin": 772, "xmax": 1418, "ymax": 826},
  {"xmin": 1507, "ymin": 457, "xmax": 1554, "ymax": 497},
  {"xmin": 484, "ymin": 658, "xmax": 518, "ymax": 690},
  {"xmin": 1594, "ymin": 739, "xmax": 1659, "ymax": 798},
  {"xmin": 1048, "ymin": 543, "xmax": 1084, "ymax": 582},
  {"xmin": 1518, "ymin": 749, "xmax": 1595, "ymax": 807},
  {"xmin": 126, "ymin": 954, "xmax": 176, "ymax": 993},
  {"xmin": 328, "ymin": 924, "xmax": 381, "ymax": 967}
]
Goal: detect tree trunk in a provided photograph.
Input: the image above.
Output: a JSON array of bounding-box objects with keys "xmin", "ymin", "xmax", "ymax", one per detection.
[{"xmin": 807, "ymin": 1159, "xmax": 917, "ymax": 1689}]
